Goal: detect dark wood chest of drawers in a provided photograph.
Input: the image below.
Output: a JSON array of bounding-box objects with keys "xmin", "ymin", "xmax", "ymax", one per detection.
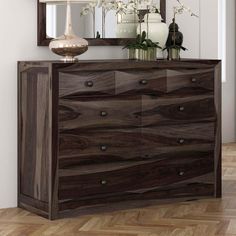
[{"xmin": 18, "ymin": 59, "xmax": 221, "ymax": 220}]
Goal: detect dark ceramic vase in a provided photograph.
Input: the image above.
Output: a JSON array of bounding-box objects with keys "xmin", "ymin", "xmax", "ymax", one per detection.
[
  {"xmin": 165, "ymin": 19, "xmax": 183, "ymax": 60},
  {"xmin": 166, "ymin": 19, "xmax": 183, "ymax": 48}
]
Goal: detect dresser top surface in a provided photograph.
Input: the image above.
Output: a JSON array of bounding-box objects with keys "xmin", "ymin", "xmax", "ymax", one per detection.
[
  {"xmin": 18, "ymin": 59, "xmax": 221, "ymax": 73},
  {"xmin": 18, "ymin": 59, "xmax": 220, "ymax": 64}
]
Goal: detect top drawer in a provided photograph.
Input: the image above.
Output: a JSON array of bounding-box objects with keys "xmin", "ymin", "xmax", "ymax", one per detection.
[
  {"xmin": 59, "ymin": 68, "xmax": 214, "ymax": 98},
  {"xmin": 166, "ymin": 68, "xmax": 214, "ymax": 93},
  {"xmin": 59, "ymin": 69, "xmax": 166, "ymax": 97},
  {"xmin": 116, "ymin": 68, "xmax": 215, "ymax": 95},
  {"xmin": 59, "ymin": 71, "xmax": 116, "ymax": 97}
]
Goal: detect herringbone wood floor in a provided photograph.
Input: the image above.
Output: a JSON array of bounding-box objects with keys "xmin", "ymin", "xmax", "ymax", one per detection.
[{"xmin": 1, "ymin": 144, "xmax": 236, "ymax": 236}]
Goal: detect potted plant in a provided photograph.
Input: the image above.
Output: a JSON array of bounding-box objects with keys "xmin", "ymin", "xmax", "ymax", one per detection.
[{"xmin": 124, "ymin": 31, "xmax": 161, "ymax": 61}]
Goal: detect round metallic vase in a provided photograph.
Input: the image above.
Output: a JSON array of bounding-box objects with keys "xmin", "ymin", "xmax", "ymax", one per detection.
[
  {"xmin": 49, "ymin": 34, "xmax": 88, "ymax": 62},
  {"xmin": 49, "ymin": 1, "xmax": 88, "ymax": 62}
]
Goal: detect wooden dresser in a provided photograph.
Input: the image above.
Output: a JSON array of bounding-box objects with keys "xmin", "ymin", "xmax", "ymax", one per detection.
[{"xmin": 18, "ymin": 60, "xmax": 221, "ymax": 220}]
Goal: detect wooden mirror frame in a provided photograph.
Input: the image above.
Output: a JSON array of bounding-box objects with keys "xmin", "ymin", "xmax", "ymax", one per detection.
[{"xmin": 37, "ymin": 0, "xmax": 166, "ymax": 46}]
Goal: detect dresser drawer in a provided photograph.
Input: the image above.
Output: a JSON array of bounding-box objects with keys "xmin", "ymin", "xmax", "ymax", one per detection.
[
  {"xmin": 58, "ymin": 154, "xmax": 214, "ymax": 200},
  {"xmin": 115, "ymin": 68, "xmax": 214, "ymax": 95},
  {"xmin": 141, "ymin": 122, "xmax": 215, "ymax": 158},
  {"xmin": 115, "ymin": 69, "xmax": 166, "ymax": 95},
  {"xmin": 142, "ymin": 95, "xmax": 216, "ymax": 126},
  {"xmin": 59, "ymin": 95, "xmax": 216, "ymax": 131},
  {"xmin": 59, "ymin": 71, "xmax": 116, "ymax": 97},
  {"xmin": 59, "ymin": 68, "xmax": 214, "ymax": 98},
  {"xmin": 59, "ymin": 69, "xmax": 167, "ymax": 97},
  {"xmin": 59, "ymin": 122, "xmax": 214, "ymax": 167},
  {"xmin": 166, "ymin": 68, "xmax": 214, "ymax": 93},
  {"xmin": 59, "ymin": 128, "xmax": 141, "ymax": 166},
  {"xmin": 59, "ymin": 97, "xmax": 141, "ymax": 130}
]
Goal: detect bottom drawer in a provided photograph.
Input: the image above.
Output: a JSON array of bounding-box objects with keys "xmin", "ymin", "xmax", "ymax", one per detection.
[
  {"xmin": 59, "ymin": 182, "xmax": 215, "ymax": 213},
  {"xmin": 58, "ymin": 151, "xmax": 214, "ymax": 200}
]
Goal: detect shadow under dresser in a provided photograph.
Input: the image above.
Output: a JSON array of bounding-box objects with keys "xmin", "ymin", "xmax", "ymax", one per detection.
[{"xmin": 18, "ymin": 59, "xmax": 222, "ymax": 220}]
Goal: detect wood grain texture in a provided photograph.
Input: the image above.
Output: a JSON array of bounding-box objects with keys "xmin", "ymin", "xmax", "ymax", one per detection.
[
  {"xmin": 59, "ymin": 95, "xmax": 215, "ymax": 131},
  {"xmin": 59, "ymin": 71, "xmax": 116, "ymax": 97},
  {"xmin": 214, "ymin": 62, "xmax": 222, "ymax": 198},
  {"xmin": 141, "ymin": 95, "xmax": 216, "ymax": 126},
  {"xmin": 59, "ymin": 68, "xmax": 215, "ymax": 97},
  {"xmin": 18, "ymin": 66, "xmax": 50, "ymax": 203},
  {"xmin": 55, "ymin": 59, "xmax": 220, "ymax": 73},
  {"xmin": 2, "ymin": 144, "xmax": 233, "ymax": 236},
  {"xmin": 49, "ymin": 64, "xmax": 60, "ymax": 220},
  {"xmin": 58, "ymin": 153, "xmax": 214, "ymax": 199},
  {"xmin": 18, "ymin": 59, "xmax": 221, "ymax": 220},
  {"xmin": 58, "ymin": 122, "xmax": 214, "ymax": 166},
  {"xmin": 59, "ymin": 96, "xmax": 142, "ymax": 130}
]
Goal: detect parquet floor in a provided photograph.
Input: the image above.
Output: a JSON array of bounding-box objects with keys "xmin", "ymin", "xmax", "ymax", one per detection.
[{"xmin": 1, "ymin": 144, "xmax": 236, "ymax": 236}]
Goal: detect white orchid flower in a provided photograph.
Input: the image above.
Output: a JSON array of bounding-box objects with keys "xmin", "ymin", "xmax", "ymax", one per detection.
[
  {"xmin": 81, "ymin": 0, "xmax": 97, "ymax": 16},
  {"xmin": 174, "ymin": 0, "xmax": 198, "ymax": 17},
  {"xmin": 89, "ymin": 1, "xmax": 97, "ymax": 8},
  {"xmin": 149, "ymin": 5, "xmax": 157, "ymax": 13},
  {"xmin": 116, "ymin": 1, "xmax": 128, "ymax": 15}
]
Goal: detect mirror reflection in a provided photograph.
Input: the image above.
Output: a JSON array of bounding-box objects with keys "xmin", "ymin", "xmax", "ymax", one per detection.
[{"xmin": 46, "ymin": 0, "xmax": 161, "ymax": 39}]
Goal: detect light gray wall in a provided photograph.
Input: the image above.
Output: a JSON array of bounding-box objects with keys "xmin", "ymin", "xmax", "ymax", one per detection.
[
  {"xmin": 0, "ymin": 0, "xmax": 233, "ymax": 208},
  {"xmin": 222, "ymin": 0, "xmax": 236, "ymax": 143}
]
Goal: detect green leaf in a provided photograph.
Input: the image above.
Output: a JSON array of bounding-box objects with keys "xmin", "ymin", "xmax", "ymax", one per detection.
[
  {"xmin": 123, "ymin": 31, "xmax": 162, "ymax": 50},
  {"xmin": 141, "ymin": 31, "xmax": 147, "ymax": 42},
  {"xmin": 162, "ymin": 45, "xmax": 188, "ymax": 51}
]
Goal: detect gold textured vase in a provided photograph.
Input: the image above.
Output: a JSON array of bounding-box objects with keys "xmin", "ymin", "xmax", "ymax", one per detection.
[
  {"xmin": 167, "ymin": 48, "xmax": 181, "ymax": 60},
  {"xmin": 49, "ymin": 1, "xmax": 88, "ymax": 62},
  {"xmin": 135, "ymin": 48, "xmax": 157, "ymax": 61}
]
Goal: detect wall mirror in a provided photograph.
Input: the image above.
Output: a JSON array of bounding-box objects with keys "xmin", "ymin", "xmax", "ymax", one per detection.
[{"xmin": 38, "ymin": 0, "xmax": 166, "ymax": 46}]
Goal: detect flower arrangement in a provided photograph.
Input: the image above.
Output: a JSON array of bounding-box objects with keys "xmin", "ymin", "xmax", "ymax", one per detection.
[
  {"xmin": 80, "ymin": 0, "xmax": 160, "ymax": 38},
  {"xmin": 174, "ymin": 0, "xmax": 199, "ymax": 18},
  {"xmin": 81, "ymin": 0, "xmax": 129, "ymax": 37},
  {"xmin": 81, "ymin": 0, "xmax": 140, "ymax": 16},
  {"xmin": 80, "ymin": 1, "xmax": 97, "ymax": 17},
  {"xmin": 80, "ymin": 0, "xmax": 162, "ymax": 60}
]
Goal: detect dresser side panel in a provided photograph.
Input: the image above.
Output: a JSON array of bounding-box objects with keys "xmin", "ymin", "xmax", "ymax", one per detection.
[
  {"xmin": 18, "ymin": 63, "xmax": 52, "ymax": 211},
  {"xmin": 214, "ymin": 62, "xmax": 222, "ymax": 197}
]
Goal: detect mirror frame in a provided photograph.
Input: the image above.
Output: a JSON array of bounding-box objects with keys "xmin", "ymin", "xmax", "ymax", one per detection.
[{"xmin": 37, "ymin": 0, "xmax": 166, "ymax": 46}]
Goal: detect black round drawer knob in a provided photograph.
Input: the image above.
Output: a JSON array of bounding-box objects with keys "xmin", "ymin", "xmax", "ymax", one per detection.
[
  {"xmin": 100, "ymin": 145, "xmax": 107, "ymax": 151},
  {"xmin": 139, "ymin": 79, "xmax": 148, "ymax": 85},
  {"xmin": 178, "ymin": 139, "xmax": 185, "ymax": 144},
  {"xmin": 179, "ymin": 171, "xmax": 185, "ymax": 176},
  {"xmin": 179, "ymin": 106, "xmax": 185, "ymax": 111},
  {"xmin": 101, "ymin": 180, "xmax": 107, "ymax": 185},
  {"xmin": 144, "ymin": 154, "xmax": 150, "ymax": 158},
  {"xmin": 100, "ymin": 111, "xmax": 108, "ymax": 117},
  {"xmin": 85, "ymin": 81, "xmax": 94, "ymax": 87},
  {"xmin": 191, "ymin": 78, "xmax": 197, "ymax": 83}
]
